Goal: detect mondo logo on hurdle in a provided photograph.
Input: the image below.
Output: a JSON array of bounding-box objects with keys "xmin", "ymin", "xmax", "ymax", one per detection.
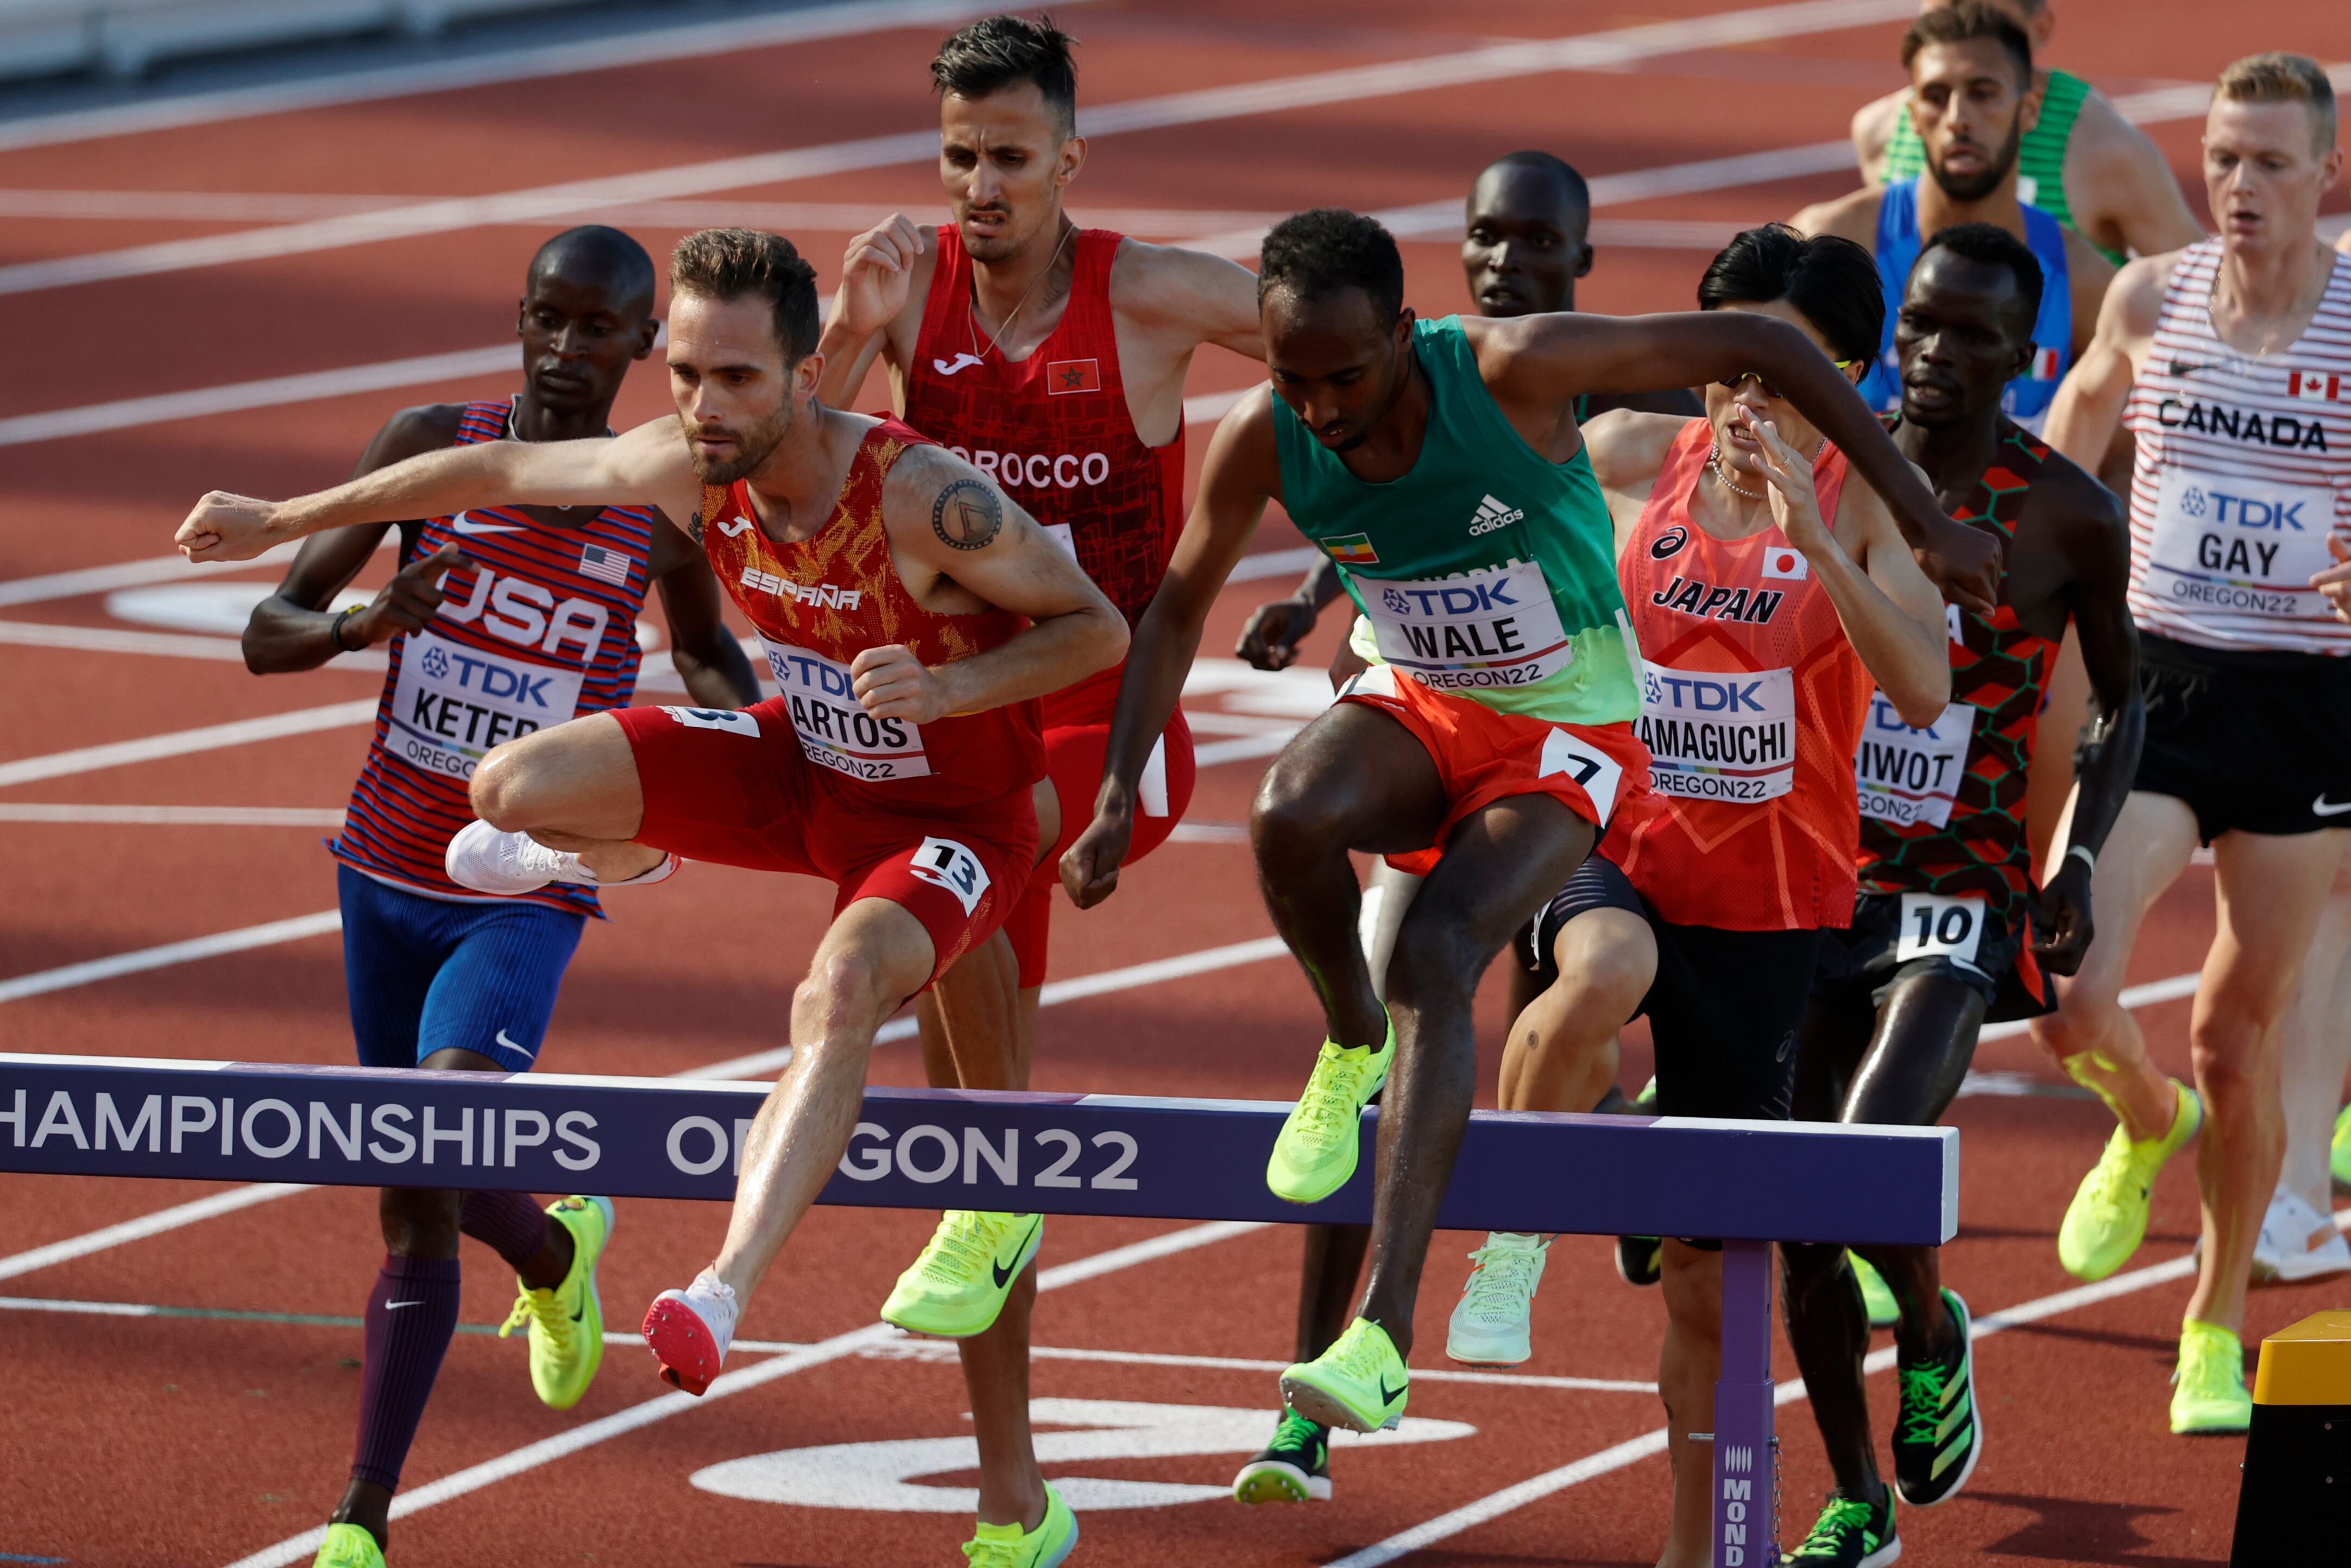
[{"xmin": 0, "ymin": 1053, "xmax": 1954, "ymax": 1568}]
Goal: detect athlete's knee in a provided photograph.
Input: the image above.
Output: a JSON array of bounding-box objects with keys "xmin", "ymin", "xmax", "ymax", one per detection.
[
  {"xmin": 1249, "ymin": 760, "xmax": 1356, "ymax": 860},
  {"xmin": 2187, "ymin": 1034, "xmax": 2277, "ymax": 1112},
  {"xmin": 794, "ymin": 948, "xmax": 900, "ymax": 1037},
  {"xmin": 469, "ymin": 745, "xmax": 540, "ymax": 830},
  {"xmin": 379, "ymin": 1186, "xmax": 462, "ymax": 1256}
]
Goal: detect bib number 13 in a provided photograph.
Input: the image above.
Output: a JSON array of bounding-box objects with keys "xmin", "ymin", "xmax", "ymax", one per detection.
[
  {"xmin": 910, "ymin": 836, "xmax": 992, "ymax": 916},
  {"xmin": 1895, "ymin": 892, "xmax": 1984, "ymax": 966}
]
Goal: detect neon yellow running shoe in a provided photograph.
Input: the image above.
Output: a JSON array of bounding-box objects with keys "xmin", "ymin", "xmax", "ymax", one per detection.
[
  {"xmin": 962, "ymin": 1482, "xmax": 1079, "ymax": 1567},
  {"xmin": 881, "ymin": 1211, "xmax": 1042, "ymax": 1338},
  {"xmin": 1281, "ymin": 1316, "xmax": 1408, "ymax": 1433},
  {"xmin": 497, "ymin": 1194, "xmax": 612, "ymax": 1410},
  {"xmin": 2058, "ymin": 1080, "xmax": 2200, "ymax": 1282},
  {"xmin": 312, "ymin": 1523, "xmax": 384, "ymax": 1568},
  {"xmin": 2332, "ymin": 1104, "xmax": 2351, "ymax": 1194},
  {"xmin": 1266, "ymin": 1017, "xmax": 1395, "ymax": 1204},
  {"xmin": 2170, "ymin": 1318, "xmax": 2251, "ymax": 1434},
  {"xmin": 1849, "ymin": 1251, "xmax": 1899, "ymax": 1328}
]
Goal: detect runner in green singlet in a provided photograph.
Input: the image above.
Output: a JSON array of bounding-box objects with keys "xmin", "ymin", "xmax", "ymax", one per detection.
[
  {"xmin": 1855, "ymin": 0, "xmax": 2202, "ymax": 265},
  {"xmin": 1062, "ymin": 208, "xmax": 1997, "ymax": 1438}
]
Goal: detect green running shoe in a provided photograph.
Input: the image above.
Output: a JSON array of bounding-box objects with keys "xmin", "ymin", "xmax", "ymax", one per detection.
[
  {"xmin": 1893, "ymin": 1289, "xmax": 1979, "ymax": 1506},
  {"xmin": 497, "ymin": 1194, "xmax": 613, "ymax": 1411},
  {"xmin": 2058, "ymin": 1080, "xmax": 2201, "ymax": 1282},
  {"xmin": 311, "ymin": 1523, "xmax": 385, "ymax": 1568},
  {"xmin": 2170, "ymin": 1318, "xmax": 2251, "ymax": 1435},
  {"xmin": 1850, "ymin": 1251, "xmax": 1900, "ymax": 1328},
  {"xmin": 1787, "ymin": 1490, "xmax": 1899, "ymax": 1566},
  {"xmin": 1445, "ymin": 1231, "xmax": 1549, "ymax": 1367},
  {"xmin": 961, "ymin": 1482, "xmax": 1078, "ymax": 1567},
  {"xmin": 882, "ymin": 1211, "xmax": 1042, "ymax": 1338},
  {"xmin": 1231, "ymin": 1408, "xmax": 1332, "ymax": 1503},
  {"xmin": 1266, "ymin": 1018, "xmax": 1394, "ymax": 1204},
  {"xmin": 1281, "ymin": 1316, "xmax": 1408, "ymax": 1433},
  {"xmin": 2332, "ymin": 1104, "xmax": 2351, "ymax": 1194}
]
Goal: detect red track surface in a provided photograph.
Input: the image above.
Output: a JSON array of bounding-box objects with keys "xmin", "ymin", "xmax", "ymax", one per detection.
[{"xmin": 4, "ymin": 3, "xmax": 2350, "ymax": 1564}]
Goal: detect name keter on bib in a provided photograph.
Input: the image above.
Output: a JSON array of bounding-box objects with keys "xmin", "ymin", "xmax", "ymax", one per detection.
[{"xmin": 696, "ymin": 417, "xmax": 1044, "ymax": 810}]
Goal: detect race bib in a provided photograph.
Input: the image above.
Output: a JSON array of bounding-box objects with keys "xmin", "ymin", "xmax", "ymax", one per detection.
[
  {"xmin": 1894, "ymin": 891, "xmax": 1986, "ymax": 968},
  {"xmin": 1637, "ymin": 662, "xmax": 1797, "ymax": 804},
  {"xmin": 909, "ymin": 836, "xmax": 990, "ymax": 915},
  {"xmin": 1855, "ymin": 693, "xmax": 1975, "ymax": 829},
  {"xmin": 759, "ymin": 635, "xmax": 931, "ymax": 782},
  {"xmin": 388, "ymin": 628, "xmax": 583, "ymax": 780},
  {"xmin": 1360, "ymin": 559, "xmax": 1572, "ymax": 695},
  {"xmin": 2145, "ymin": 468, "xmax": 2339, "ymax": 621}
]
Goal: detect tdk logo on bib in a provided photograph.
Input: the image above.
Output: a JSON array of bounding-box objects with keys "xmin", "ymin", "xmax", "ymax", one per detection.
[
  {"xmin": 390, "ymin": 629, "xmax": 584, "ymax": 779},
  {"xmin": 2179, "ymin": 484, "xmax": 2307, "ymax": 530},
  {"xmin": 1467, "ymin": 495, "xmax": 1524, "ymax": 536}
]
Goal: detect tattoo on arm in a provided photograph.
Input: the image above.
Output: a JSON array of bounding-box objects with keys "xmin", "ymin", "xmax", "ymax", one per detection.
[{"xmin": 931, "ymin": 479, "xmax": 1004, "ymax": 551}]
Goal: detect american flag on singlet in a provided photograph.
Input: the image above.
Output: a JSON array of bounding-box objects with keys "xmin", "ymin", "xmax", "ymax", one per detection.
[{"xmin": 331, "ymin": 399, "xmax": 655, "ymax": 914}]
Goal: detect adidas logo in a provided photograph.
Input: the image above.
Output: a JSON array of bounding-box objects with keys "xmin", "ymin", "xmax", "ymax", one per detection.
[{"xmin": 1468, "ymin": 494, "xmax": 1524, "ymax": 536}]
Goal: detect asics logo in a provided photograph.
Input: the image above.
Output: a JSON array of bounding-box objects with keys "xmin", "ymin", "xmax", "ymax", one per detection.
[
  {"xmin": 2315, "ymin": 795, "xmax": 2351, "ymax": 817},
  {"xmin": 931, "ymin": 352, "xmax": 985, "ymax": 376},
  {"xmin": 451, "ymin": 512, "xmax": 525, "ymax": 536},
  {"xmin": 1467, "ymin": 494, "xmax": 1524, "ymax": 536}
]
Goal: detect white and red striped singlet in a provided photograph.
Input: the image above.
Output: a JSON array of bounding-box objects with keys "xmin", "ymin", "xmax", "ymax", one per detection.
[
  {"xmin": 2123, "ymin": 239, "xmax": 2351, "ymax": 656},
  {"xmin": 333, "ymin": 400, "xmax": 657, "ymax": 914}
]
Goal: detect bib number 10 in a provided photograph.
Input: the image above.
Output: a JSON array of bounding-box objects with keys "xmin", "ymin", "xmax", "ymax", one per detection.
[{"xmin": 1895, "ymin": 892, "xmax": 1985, "ymax": 966}]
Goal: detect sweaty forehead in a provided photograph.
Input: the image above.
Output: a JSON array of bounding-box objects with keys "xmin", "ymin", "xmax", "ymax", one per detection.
[{"xmin": 1908, "ymin": 251, "xmax": 2025, "ymax": 327}]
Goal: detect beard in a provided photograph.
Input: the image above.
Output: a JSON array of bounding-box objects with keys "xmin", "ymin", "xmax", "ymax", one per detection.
[
  {"xmin": 1927, "ymin": 115, "xmax": 2024, "ymax": 203},
  {"xmin": 686, "ymin": 399, "xmax": 793, "ymax": 487}
]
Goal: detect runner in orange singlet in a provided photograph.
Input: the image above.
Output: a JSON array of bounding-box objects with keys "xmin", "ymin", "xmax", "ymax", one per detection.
[{"xmin": 1441, "ymin": 226, "xmax": 1953, "ymax": 1568}]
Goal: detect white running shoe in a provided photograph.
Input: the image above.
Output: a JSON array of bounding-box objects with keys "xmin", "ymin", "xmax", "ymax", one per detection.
[
  {"xmin": 2251, "ymin": 1187, "xmax": 2351, "ymax": 1284},
  {"xmin": 1445, "ymin": 1231, "xmax": 1549, "ymax": 1367},
  {"xmin": 444, "ymin": 820, "xmax": 676, "ymax": 895},
  {"xmin": 642, "ymin": 1267, "xmax": 738, "ymax": 1396}
]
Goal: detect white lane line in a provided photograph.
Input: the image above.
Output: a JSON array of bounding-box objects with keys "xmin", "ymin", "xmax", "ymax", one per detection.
[
  {"xmin": 0, "ymin": 1183, "xmax": 313, "ymax": 1282},
  {"xmin": 1977, "ymin": 971, "xmax": 2201, "ymax": 1043},
  {"xmin": 0, "ymin": 0, "xmax": 1048, "ymax": 154},
  {"xmin": 0, "ymin": 804, "xmax": 345, "ymax": 826},
  {"xmin": 0, "ymin": 618, "xmax": 254, "ymax": 661},
  {"xmin": 220, "ymin": 1216, "xmax": 1269, "ymax": 1568},
  {"xmin": 0, "ymin": 1, "xmax": 1914, "ymax": 299},
  {"xmin": 0, "ymin": 910, "xmax": 344, "ymax": 1005},
  {"xmin": 0, "ymin": 700, "xmax": 376, "ymax": 789},
  {"xmin": 873, "ymin": 1337, "xmax": 1660, "ymax": 1393},
  {"xmin": 0, "ymin": 544, "xmax": 304, "ymax": 607}
]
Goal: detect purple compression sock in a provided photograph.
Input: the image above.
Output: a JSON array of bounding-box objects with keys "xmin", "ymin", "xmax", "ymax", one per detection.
[
  {"xmin": 460, "ymin": 1190, "xmax": 550, "ymax": 1271},
  {"xmin": 351, "ymin": 1254, "xmax": 462, "ymax": 1490}
]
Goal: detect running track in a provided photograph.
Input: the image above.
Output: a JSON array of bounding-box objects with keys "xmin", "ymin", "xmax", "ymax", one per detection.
[{"xmin": 3, "ymin": 2, "xmax": 2349, "ymax": 1563}]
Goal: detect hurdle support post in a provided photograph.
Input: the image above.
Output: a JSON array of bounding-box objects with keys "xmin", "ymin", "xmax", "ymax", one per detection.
[{"xmin": 1711, "ymin": 1238, "xmax": 1777, "ymax": 1567}]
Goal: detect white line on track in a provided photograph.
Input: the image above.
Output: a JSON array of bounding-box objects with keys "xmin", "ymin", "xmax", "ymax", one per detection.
[
  {"xmin": 0, "ymin": 1182, "xmax": 312, "ymax": 1283},
  {"xmin": 0, "ymin": 618, "xmax": 255, "ymax": 661},
  {"xmin": 0, "ymin": 910, "xmax": 344, "ymax": 1005},
  {"xmin": 0, "ymin": 0, "xmax": 1915, "ymax": 299},
  {"xmin": 0, "ymin": 804, "xmax": 345, "ymax": 826},
  {"xmin": 0, "ymin": 544, "xmax": 302, "ymax": 607},
  {"xmin": 0, "ymin": 700, "xmax": 377, "ymax": 789}
]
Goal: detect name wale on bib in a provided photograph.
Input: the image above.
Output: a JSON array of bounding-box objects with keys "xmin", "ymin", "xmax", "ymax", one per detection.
[
  {"xmin": 1638, "ymin": 662, "xmax": 1797, "ymax": 803},
  {"xmin": 388, "ymin": 628, "xmax": 585, "ymax": 780},
  {"xmin": 760, "ymin": 635, "xmax": 931, "ymax": 781},
  {"xmin": 1360, "ymin": 559, "xmax": 1571, "ymax": 692},
  {"xmin": 2146, "ymin": 468, "xmax": 2339, "ymax": 620},
  {"xmin": 1855, "ymin": 692, "xmax": 1974, "ymax": 828}
]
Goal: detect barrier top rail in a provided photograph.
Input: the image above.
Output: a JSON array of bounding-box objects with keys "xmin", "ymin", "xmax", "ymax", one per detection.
[{"xmin": 0, "ymin": 1053, "xmax": 1956, "ymax": 1244}]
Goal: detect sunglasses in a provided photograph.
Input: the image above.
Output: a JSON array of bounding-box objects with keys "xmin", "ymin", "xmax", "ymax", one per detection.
[{"xmin": 1718, "ymin": 360, "xmax": 1861, "ymax": 400}]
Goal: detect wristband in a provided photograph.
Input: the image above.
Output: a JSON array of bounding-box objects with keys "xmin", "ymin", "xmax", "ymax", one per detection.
[
  {"xmin": 2065, "ymin": 843, "xmax": 2096, "ymax": 876},
  {"xmin": 329, "ymin": 606, "xmax": 361, "ymax": 653}
]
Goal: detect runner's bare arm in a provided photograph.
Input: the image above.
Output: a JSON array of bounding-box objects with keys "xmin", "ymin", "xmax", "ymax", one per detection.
[
  {"xmin": 1580, "ymin": 407, "xmax": 1685, "ymax": 553},
  {"xmin": 1787, "ymin": 188, "xmax": 1882, "ymax": 248},
  {"xmin": 814, "ymin": 216, "xmax": 934, "ymax": 409},
  {"xmin": 648, "ymin": 516, "xmax": 762, "ymax": 709},
  {"xmin": 2066, "ymin": 95, "xmax": 2207, "ymax": 258},
  {"xmin": 1109, "ymin": 240, "xmax": 1268, "ymax": 362},
  {"xmin": 177, "ymin": 416, "xmax": 703, "ymax": 562},
  {"xmin": 1064, "ymin": 391, "xmax": 1281, "ymax": 908},
  {"xmin": 862, "ymin": 444, "xmax": 1127, "ymax": 724},
  {"xmin": 2063, "ymin": 230, "xmax": 2121, "ymax": 361},
  {"xmin": 2034, "ymin": 463, "xmax": 2144, "ymax": 973},
  {"xmin": 2044, "ymin": 255, "xmax": 2165, "ymax": 474},
  {"xmin": 1483, "ymin": 308, "xmax": 2002, "ymax": 613},
  {"xmin": 1850, "ymin": 90, "xmax": 1906, "ymax": 185},
  {"xmin": 240, "ymin": 402, "xmax": 461, "ymax": 672}
]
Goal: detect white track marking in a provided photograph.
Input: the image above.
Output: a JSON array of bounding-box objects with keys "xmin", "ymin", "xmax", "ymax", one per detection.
[
  {"xmin": 1977, "ymin": 971, "xmax": 2201, "ymax": 1043},
  {"xmin": 0, "ymin": 700, "xmax": 376, "ymax": 789},
  {"xmin": 0, "ymin": 0, "xmax": 1050, "ymax": 154},
  {"xmin": 0, "ymin": 544, "xmax": 304, "ymax": 607},
  {"xmin": 0, "ymin": 804, "xmax": 345, "ymax": 826},
  {"xmin": 0, "ymin": 1183, "xmax": 312, "ymax": 1282},
  {"xmin": 0, "ymin": 1, "xmax": 1914, "ymax": 299},
  {"xmin": 0, "ymin": 618, "xmax": 256, "ymax": 661},
  {"xmin": 0, "ymin": 910, "xmax": 343, "ymax": 1005}
]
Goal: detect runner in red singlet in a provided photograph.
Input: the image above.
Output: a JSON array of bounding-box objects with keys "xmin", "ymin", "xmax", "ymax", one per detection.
[
  {"xmin": 175, "ymin": 226, "xmax": 1127, "ymax": 1568},
  {"xmin": 1443, "ymin": 227, "xmax": 1953, "ymax": 1568}
]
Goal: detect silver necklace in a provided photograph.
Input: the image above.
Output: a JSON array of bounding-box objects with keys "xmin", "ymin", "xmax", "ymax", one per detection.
[
  {"xmin": 1707, "ymin": 440, "xmax": 1764, "ymax": 500},
  {"xmin": 967, "ymin": 224, "xmax": 1075, "ymax": 362}
]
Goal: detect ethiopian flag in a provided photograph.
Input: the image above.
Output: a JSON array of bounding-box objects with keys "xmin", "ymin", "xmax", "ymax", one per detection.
[{"xmin": 1325, "ymin": 533, "xmax": 1380, "ymax": 565}]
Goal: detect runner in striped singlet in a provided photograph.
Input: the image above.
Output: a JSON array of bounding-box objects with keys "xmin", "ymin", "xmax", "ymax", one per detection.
[
  {"xmin": 1855, "ymin": 1, "xmax": 2202, "ymax": 266},
  {"xmin": 2029, "ymin": 55, "xmax": 2351, "ymax": 1440},
  {"xmin": 237, "ymin": 228, "xmax": 759, "ymax": 1568}
]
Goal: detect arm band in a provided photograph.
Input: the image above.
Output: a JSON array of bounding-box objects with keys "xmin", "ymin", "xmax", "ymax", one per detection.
[
  {"xmin": 328, "ymin": 606, "xmax": 361, "ymax": 654},
  {"xmin": 2066, "ymin": 843, "xmax": 2096, "ymax": 876}
]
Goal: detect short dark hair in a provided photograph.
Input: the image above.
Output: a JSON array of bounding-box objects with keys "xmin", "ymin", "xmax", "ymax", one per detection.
[
  {"xmin": 1258, "ymin": 209, "xmax": 1406, "ymax": 326},
  {"xmin": 669, "ymin": 228, "xmax": 820, "ymax": 362},
  {"xmin": 1902, "ymin": 1, "xmax": 2032, "ymax": 90},
  {"xmin": 932, "ymin": 14, "xmax": 1079, "ymax": 137},
  {"xmin": 1916, "ymin": 221, "xmax": 2045, "ymax": 338},
  {"xmin": 1479, "ymin": 150, "xmax": 1591, "ymax": 216},
  {"xmin": 528, "ymin": 225, "xmax": 655, "ymax": 313},
  {"xmin": 1697, "ymin": 223, "xmax": 1884, "ymax": 365}
]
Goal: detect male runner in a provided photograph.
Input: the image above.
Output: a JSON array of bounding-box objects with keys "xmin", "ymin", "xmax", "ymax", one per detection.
[
  {"xmin": 1446, "ymin": 223, "xmax": 1955, "ymax": 1568},
  {"xmin": 2027, "ymin": 53, "xmax": 2351, "ymax": 1435},
  {"xmin": 1772, "ymin": 224, "xmax": 2141, "ymax": 1564},
  {"xmin": 1061, "ymin": 208, "xmax": 1999, "ymax": 1442},
  {"xmin": 235, "ymin": 226, "xmax": 759, "ymax": 1568},
  {"xmin": 1795, "ymin": 2, "xmax": 2115, "ymax": 434},
  {"xmin": 179, "ymin": 226, "xmax": 1126, "ymax": 1567},
  {"xmin": 1852, "ymin": 0, "xmax": 2202, "ymax": 265},
  {"xmin": 1225, "ymin": 148, "xmax": 1701, "ymax": 1508}
]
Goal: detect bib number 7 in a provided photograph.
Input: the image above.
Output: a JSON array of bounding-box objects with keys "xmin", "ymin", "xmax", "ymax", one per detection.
[
  {"xmin": 910, "ymin": 836, "xmax": 992, "ymax": 916},
  {"xmin": 1895, "ymin": 892, "xmax": 1985, "ymax": 967}
]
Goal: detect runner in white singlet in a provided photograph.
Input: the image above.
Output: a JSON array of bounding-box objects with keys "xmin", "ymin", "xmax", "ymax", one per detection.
[{"xmin": 2028, "ymin": 54, "xmax": 2351, "ymax": 1438}]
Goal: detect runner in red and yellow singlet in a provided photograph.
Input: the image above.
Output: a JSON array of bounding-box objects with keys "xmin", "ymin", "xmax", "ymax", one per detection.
[{"xmin": 175, "ymin": 224, "xmax": 1129, "ymax": 1567}]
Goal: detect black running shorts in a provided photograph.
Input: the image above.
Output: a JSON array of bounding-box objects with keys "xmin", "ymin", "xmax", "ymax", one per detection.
[
  {"xmin": 2133, "ymin": 634, "xmax": 2351, "ymax": 841},
  {"xmin": 1813, "ymin": 889, "xmax": 2051, "ymax": 1023}
]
